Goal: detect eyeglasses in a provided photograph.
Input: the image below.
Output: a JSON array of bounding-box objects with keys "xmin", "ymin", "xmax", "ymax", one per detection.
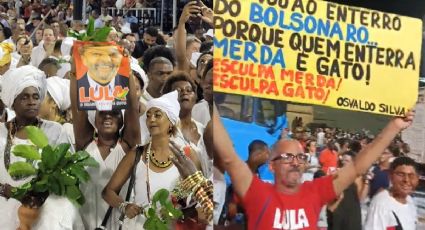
[{"xmin": 272, "ymin": 153, "xmax": 310, "ymax": 164}]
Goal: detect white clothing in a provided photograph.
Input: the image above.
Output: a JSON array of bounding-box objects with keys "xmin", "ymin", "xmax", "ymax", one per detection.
[
  {"xmin": 192, "ymin": 99, "xmax": 211, "ymax": 126},
  {"xmin": 173, "ymin": 119, "xmax": 212, "ymax": 178},
  {"xmin": 10, "ymin": 52, "xmax": 20, "ymax": 69},
  {"xmin": 33, "ymin": 194, "xmax": 84, "ymax": 230},
  {"xmin": 80, "ymin": 141, "xmax": 127, "ymax": 230},
  {"xmin": 302, "ymin": 154, "xmax": 319, "ymax": 182},
  {"xmin": 62, "ymin": 123, "xmax": 75, "ymax": 153},
  {"xmin": 317, "ymin": 131, "xmax": 325, "ymax": 147},
  {"xmin": 364, "ymin": 189, "xmax": 417, "ymax": 230},
  {"xmin": 130, "ymin": 160, "xmax": 180, "ymax": 227},
  {"xmin": 30, "ymin": 44, "xmax": 47, "ymax": 68},
  {"xmin": 213, "ymin": 167, "xmax": 226, "ymax": 225},
  {"xmin": 0, "ymin": 119, "xmax": 73, "ymax": 230},
  {"xmin": 140, "ymin": 90, "xmax": 154, "ymax": 106}
]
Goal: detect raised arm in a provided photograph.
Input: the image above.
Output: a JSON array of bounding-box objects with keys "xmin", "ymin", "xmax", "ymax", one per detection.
[
  {"xmin": 212, "ymin": 105, "xmax": 252, "ymax": 198},
  {"xmin": 121, "ymin": 71, "xmax": 141, "ymax": 153},
  {"xmin": 333, "ymin": 111, "xmax": 414, "ymax": 196},
  {"xmin": 70, "ymin": 65, "xmax": 94, "ymax": 151},
  {"xmin": 176, "ymin": 1, "xmax": 200, "ymax": 71}
]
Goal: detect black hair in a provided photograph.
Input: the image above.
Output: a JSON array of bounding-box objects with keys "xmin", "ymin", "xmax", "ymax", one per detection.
[
  {"xmin": 161, "ymin": 71, "xmax": 197, "ymax": 95},
  {"xmin": 53, "ymin": 39, "xmax": 62, "ymax": 53},
  {"xmin": 248, "ymin": 140, "xmax": 267, "ymax": 155},
  {"xmin": 38, "ymin": 57, "xmax": 59, "ymax": 70},
  {"xmin": 0, "ymin": 23, "xmax": 11, "ymax": 39},
  {"xmin": 202, "ymin": 59, "xmax": 213, "ymax": 80},
  {"xmin": 314, "ymin": 170, "xmax": 326, "ymax": 179},
  {"xmin": 196, "ymin": 51, "xmax": 213, "ymax": 69},
  {"xmin": 390, "ymin": 156, "xmax": 418, "ymax": 172},
  {"xmin": 122, "ymin": 33, "xmax": 135, "ymax": 39},
  {"xmin": 142, "ymin": 45, "xmax": 175, "ymax": 72},
  {"xmin": 144, "ymin": 27, "xmax": 158, "ymax": 37},
  {"xmin": 200, "ymin": 41, "xmax": 213, "ymax": 53},
  {"xmin": 349, "ymin": 140, "xmax": 362, "ymax": 153}
]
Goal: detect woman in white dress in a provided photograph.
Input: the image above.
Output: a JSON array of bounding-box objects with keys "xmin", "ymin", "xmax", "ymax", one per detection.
[
  {"xmin": 70, "ymin": 68, "xmax": 141, "ymax": 230},
  {"xmin": 161, "ymin": 71, "xmax": 211, "ymax": 178},
  {"xmin": 0, "ymin": 65, "xmax": 83, "ymax": 230},
  {"xmin": 103, "ymin": 90, "xmax": 204, "ymax": 229}
]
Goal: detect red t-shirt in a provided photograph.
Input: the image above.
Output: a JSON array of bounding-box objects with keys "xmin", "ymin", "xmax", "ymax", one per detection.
[
  {"xmin": 242, "ymin": 175, "xmax": 336, "ymax": 230},
  {"xmin": 319, "ymin": 148, "xmax": 338, "ymax": 174}
]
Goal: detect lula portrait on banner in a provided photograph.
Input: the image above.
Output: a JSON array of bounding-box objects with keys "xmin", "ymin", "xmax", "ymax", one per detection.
[{"xmin": 73, "ymin": 41, "xmax": 130, "ymax": 111}]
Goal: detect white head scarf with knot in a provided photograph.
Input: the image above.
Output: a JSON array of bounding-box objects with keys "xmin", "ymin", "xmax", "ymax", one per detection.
[
  {"xmin": 130, "ymin": 61, "xmax": 148, "ymax": 92},
  {"xmin": 146, "ymin": 90, "xmax": 180, "ymax": 125},
  {"xmin": 1, "ymin": 65, "xmax": 47, "ymax": 109},
  {"xmin": 46, "ymin": 77, "xmax": 71, "ymax": 111},
  {"xmin": 140, "ymin": 90, "xmax": 180, "ymax": 143}
]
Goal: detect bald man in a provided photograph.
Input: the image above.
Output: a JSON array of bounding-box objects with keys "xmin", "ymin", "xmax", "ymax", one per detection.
[{"xmin": 213, "ymin": 109, "xmax": 414, "ymax": 230}]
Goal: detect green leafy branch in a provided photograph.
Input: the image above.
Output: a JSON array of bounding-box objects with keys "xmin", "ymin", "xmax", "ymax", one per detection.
[
  {"xmin": 8, "ymin": 126, "xmax": 99, "ymax": 207},
  {"xmin": 67, "ymin": 17, "xmax": 112, "ymax": 42},
  {"xmin": 143, "ymin": 189, "xmax": 183, "ymax": 230}
]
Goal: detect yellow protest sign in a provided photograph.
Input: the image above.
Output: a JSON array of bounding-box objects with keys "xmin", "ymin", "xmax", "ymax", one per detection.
[{"xmin": 213, "ymin": 0, "xmax": 422, "ymax": 116}]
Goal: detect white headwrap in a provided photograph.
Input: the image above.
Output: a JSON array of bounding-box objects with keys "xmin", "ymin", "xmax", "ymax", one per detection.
[
  {"xmin": 130, "ymin": 61, "xmax": 148, "ymax": 92},
  {"xmin": 1, "ymin": 65, "xmax": 47, "ymax": 108},
  {"xmin": 46, "ymin": 77, "xmax": 71, "ymax": 111},
  {"xmin": 146, "ymin": 90, "xmax": 180, "ymax": 125}
]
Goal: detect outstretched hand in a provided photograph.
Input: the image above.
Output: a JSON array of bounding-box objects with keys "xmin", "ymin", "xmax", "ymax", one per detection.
[{"xmin": 169, "ymin": 141, "xmax": 197, "ymax": 179}]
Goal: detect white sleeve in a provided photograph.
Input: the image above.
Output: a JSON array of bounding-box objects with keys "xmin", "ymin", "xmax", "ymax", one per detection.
[{"xmin": 364, "ymin": 197, "xmax": 394, "ymax": 230}]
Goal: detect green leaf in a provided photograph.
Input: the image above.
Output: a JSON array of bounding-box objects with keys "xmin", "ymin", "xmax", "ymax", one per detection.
[
  {"xmin": 66, "ymin": 185, "xmax": 82, "ymax": 201},
  {"xmin": 147, "ymin": 207, "xmax": 155, "ymax": 218},
  {"xmin": 48, "ymin": 175, "xmax": 61, "ymax": 195},
  {"xmin": 55, "ymin": 143, "xmax": 70, "ymax": 161},
  {"xmin": 11, "ymin": 182, "xmax": 32, "ymax": 200},
  {"xmin": 8, "ymin": 162, "xmax": 37, "ymax": 177},
  {"xmin": 69, "ymin": 164, "xmax": 90, "ymax": 182},
  {"xmin": 144, "ymin": 218, "xmax": 155, "ymax": 230},
  {"xmin": 25, "ymin": 126, "xmax": 48, "ymax": 148},
  {"xmin": 78, "ymin": 157, "xmax": 99, "ymax": 168},
  {"xmin": 41, "ymin": 145, "xmax": 56, "ymax": 170},
  {"xmin": 93, "ymin": 27, "xmax": 112, "ymax": 42},
  {"xmin": 12, "ymin": 144, "xmax": 41, "ymax": 160},
  {"xmin": 76, "ymin": 194, "xmax": 85, "ymax": 206},
  {"xmin": 57, "ymin": 171, "xmax": 77, "ymax": 185},
  {"xmin": 73, "ymin": 151, "xmax": 90, "ymax": 162},
  {"xmin": 33, "ymin": 175, "xmax": 49, "ymax": 192},
  {"xmin": 153, "ymin": 189, "xmax": 169, "ymax": 206},
  {"xmin": 37, "ymin": 161, "xmax": 46, "ymax": 173},
  {"xmin": 86, "ymin": 17, "xmax": 95, "ymax": 36}
]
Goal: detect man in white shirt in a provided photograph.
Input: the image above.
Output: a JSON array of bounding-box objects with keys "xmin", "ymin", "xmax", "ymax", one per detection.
[
  {"xmin": 364, "ymin": 157, "xmax": 419, "ymax": 230},
  {"xmin": 140, "ymin": 57, "xmax": 173, "ymax": 105},
  {"xmin": 31, "ymin": 28, "xmax": 56, "ymax": 67}
]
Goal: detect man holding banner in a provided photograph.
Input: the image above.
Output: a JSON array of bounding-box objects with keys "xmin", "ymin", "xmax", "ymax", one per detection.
[{"xmin": 213, "ymin": 107, "xmax": 414, "ymax": 229}]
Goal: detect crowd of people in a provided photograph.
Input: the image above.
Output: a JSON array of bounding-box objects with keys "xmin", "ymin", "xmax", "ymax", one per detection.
[
  {"xmin": 215, "ymin": 118, "xmax": 423, "ymax": 229},
  {"xmin": 0, "ymin": 0, "xmax": 422, "ymax": 230},
  {"xmin": 0, "ymin": 0, "xmax": 215, "ymax": 229}
]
